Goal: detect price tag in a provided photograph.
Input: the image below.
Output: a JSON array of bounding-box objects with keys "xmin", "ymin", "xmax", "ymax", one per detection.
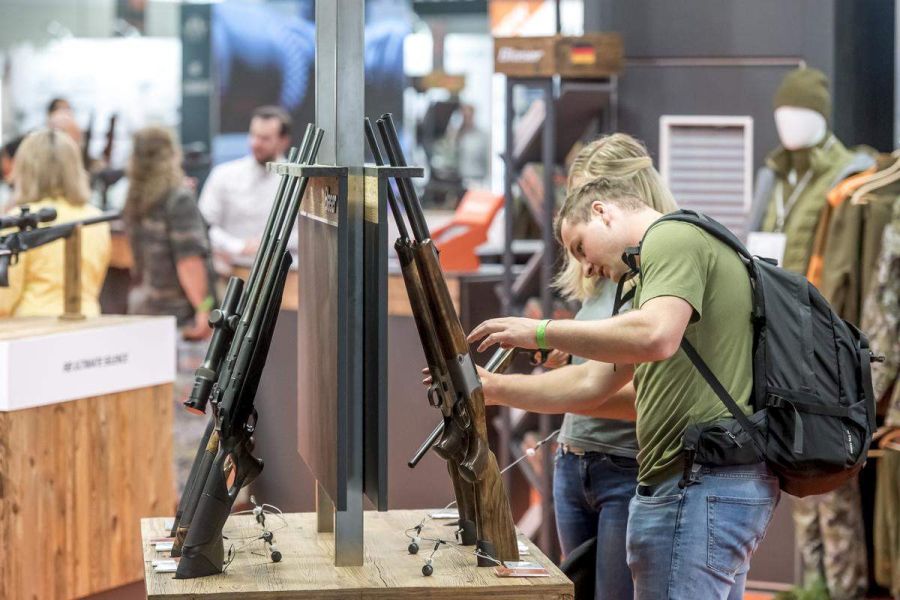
[
  {"xmin": 148, "ymin": 536, "xmax": 174, "ymax": 545},
  {"xmin": 155, "ymin": 541, "xmax": 174, "ymax": 552},
  {"xmin": 494, "ymin": 561, "xmax": 550, "ymax": 577},
  {"xmin": 153, "ymin": 559, "xmax": 178, "ymax": 574},
  {"xmin": 746, "ymin": 232, "xmax": 787, "ymax": 265}
]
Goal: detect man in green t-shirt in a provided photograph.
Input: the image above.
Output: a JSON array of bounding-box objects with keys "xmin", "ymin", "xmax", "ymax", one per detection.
[{"xmin": 468, "ymin": 177, "xmax": 780, "ymax": 599}]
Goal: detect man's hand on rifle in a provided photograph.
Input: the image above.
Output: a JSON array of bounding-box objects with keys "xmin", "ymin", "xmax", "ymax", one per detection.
[
  {"xmin": 422, "ymin": 364, "xmax": 503, "ymax": 406},
  {"xmin": 467, "ymin": 317, "xmax": 543, "ymax": 353}
]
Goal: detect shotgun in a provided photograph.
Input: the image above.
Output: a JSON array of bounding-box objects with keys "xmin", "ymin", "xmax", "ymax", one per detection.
[{"xmin": 367, "ymin": 114, "xmax": 518, "ymax": 563}]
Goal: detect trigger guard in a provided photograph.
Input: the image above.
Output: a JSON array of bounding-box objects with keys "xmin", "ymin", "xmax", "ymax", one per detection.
[
  {"xmin": 451, "ymin": 399, "xmax": 471, "ymax": 430},
  {"xmin": 427, "ymin": 385, "xmax": 441, "ymax": 408}
]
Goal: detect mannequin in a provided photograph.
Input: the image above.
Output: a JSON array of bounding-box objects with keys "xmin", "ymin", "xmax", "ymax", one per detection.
[
  {"xmin": 775, "ymin": 106, "xmax": 827, "ymax": 152},
  {"xmin": 750, "ymin": 68, "xmax": 871, "ymax": 274}
]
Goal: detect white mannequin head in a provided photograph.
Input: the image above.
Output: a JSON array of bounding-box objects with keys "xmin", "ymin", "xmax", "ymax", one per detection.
[{"xmin": 774, "ymin": 106, "xmax": 827, "ymax": 151}]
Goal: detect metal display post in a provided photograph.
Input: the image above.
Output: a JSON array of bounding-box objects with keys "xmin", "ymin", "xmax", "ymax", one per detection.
[{"xmin": 314, "ymin": 0, "xmax": 365, "ymax": 567}]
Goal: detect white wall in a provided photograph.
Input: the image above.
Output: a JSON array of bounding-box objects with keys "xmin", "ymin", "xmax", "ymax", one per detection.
[{"xmin": 0, "ymin": 0, "xmax": 179, "ymax": 52}]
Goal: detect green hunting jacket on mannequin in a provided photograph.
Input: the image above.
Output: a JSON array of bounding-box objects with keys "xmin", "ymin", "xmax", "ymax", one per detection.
[
  {"xmin": 749, "ymin": 67, "xmax": 873, "ymax": 275},
  {"xmin": 754, "ymin": 136, "xmax": 868, "ymax": 275}
]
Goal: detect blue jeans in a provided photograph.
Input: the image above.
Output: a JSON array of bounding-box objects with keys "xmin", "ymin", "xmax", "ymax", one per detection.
[
  {"xmin": 626, "ymin": 463, "xmax": 781, "ymax": 600},
  {"xmin": 553, "ymin": 448, "xmax": 638, "ymax": 600}
]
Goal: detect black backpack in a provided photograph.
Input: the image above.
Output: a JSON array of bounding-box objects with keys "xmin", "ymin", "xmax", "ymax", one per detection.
[{"xmin": 620, "ymin": 210, "xmax": 879, "ymax": 498}]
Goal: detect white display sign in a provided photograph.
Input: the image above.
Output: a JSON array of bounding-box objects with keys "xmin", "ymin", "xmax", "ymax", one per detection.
[{"xmin": 0, "ymin": 317, "xmax": 176, "ymax": 412}]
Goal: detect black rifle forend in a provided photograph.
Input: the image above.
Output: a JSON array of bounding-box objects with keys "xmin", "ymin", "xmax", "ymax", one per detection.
[
  {"xmin": 0, "ymin": 210, "xmax": 120, "ymax": 287},
  {"xmin": 174, "ymin": 126, "xmax": 324, "ymax": 579},
  {"xmin": 170, "ymin": 416, "xmax": 215, "ymax": 540}
]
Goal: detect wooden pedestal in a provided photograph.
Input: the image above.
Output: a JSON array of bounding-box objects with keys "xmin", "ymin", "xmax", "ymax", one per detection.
[
  {"xmin": 0, "ymin": 316, "xmax": 177, "ymax": 600},
  {"xmin": 142, "ymin": 510, "xmax": 573, "ymax": 599}
]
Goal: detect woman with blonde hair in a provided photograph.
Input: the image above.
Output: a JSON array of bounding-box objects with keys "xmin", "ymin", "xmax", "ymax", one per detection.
[
  {"xmin": 548, "ymin": 133, "xmax": 677, "ymax": 600},
  {"xmin": 0, "ymin": 128, "xmax": 111, "ymax": 316},
  {"xmin": 125, "ymin": 126, "xmax": 213, "ymax": 340}
]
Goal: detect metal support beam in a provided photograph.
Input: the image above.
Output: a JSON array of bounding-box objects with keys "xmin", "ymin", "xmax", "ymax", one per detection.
[
  {"xmin": 316, "ymin": 0, "xmax": 365, "ymax": 167},
  {"xmin": 315, "ymin": 0, "xmax": 365, "ymax": 567}
]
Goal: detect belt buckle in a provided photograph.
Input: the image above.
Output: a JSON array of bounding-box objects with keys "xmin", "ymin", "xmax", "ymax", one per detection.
[{"xmin": 562, "ymin": 444, "xmax": 586, "ymax": 456}]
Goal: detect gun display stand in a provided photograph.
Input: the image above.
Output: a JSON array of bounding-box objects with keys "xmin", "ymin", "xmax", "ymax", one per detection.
[
  {"xmin": 61, "ymin": 224, "xmax": 85, "ymax": 320},
  {"xmin": 140, "ymin": 510, "xmax": 573, "ymax": 599},
  {"xmin": 270, "ymin": 162, "xmax": 421, "ymax": 566}
]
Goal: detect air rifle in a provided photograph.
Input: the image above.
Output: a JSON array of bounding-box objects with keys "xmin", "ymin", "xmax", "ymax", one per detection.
[
  {"xmin": 171, "ymin": 124, "xmax": 324, "ymax": 579},
  {"xmin": 366, "ymin": 114, "xmax": 518, "ymax": 563},
  {"xmin": 0, "ymin": 207, "xmax": 120, "ymax": 287},
  {"xmin": 168, "ymin": 130, "xmax": 313, "ymax": 554}
]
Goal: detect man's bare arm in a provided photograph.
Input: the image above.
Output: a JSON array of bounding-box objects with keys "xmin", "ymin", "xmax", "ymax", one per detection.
[
  {"xmin": 469, "ymin": 295, "xmax": 693, "ymax": 364},
  {"xmin": 575, "ymin": 382, "xmax": 636, "ymax": 420},
  {"xmin": 480, "ymin": 360, "xmax": 634, "ymax": 417}
]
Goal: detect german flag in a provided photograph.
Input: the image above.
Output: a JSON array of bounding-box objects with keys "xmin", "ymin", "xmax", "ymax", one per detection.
[{"xmin": 570, "ymin": 44, "xmax": 596, "ymax": 65}]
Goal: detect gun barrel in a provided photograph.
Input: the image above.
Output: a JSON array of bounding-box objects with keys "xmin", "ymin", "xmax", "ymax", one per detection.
[
  {"xmin": 485, "ymin": 347, "xmax": 519, "ymax": 373},
  {"xmin": 364, "ymin": 118, "xmax": 409, "ymax": 241},
  {"xmin": 78, "ymin": 211, "xmax": 122, "ymax": 227},
  {"xmin": 408, "ymin": 420, "xmax": 444, "ymax": 468},
  {"xmin": 217, "ymin": 129, "xmax": 323, "ymax": 434},
  {"xmin": 239, "ymin": 126, "xmax": 312, "ymax": 313},
  {"xmin": 375, "ymin": 114, "xmax": 430, "ymax": 242}
]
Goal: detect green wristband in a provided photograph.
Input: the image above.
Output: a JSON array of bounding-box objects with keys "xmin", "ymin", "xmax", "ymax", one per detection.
[
  {"xmin": 197, "ymin": 295, "xmax": 215, "ymax": 313},
  {"xmin": 536, "ymin": 319, "xmax": 552, "ymax": 351}
]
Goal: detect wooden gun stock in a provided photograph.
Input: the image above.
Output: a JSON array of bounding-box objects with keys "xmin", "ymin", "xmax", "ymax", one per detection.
[{"xmin": 474, "ymin": 452, "xmax": 519, "ymax": 561}]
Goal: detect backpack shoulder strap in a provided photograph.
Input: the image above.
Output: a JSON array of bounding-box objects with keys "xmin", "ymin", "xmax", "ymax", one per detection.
[
  {"xmin": 681, "ymin": 338, "xmax": 766, "ymax": 454},
  {"xmin": 645, "ymin": 211, "xmax": 767, "ymax": 451},
  {"xmin": 651, "ymin": 210, "xmax": 754, "ymax": 262}
]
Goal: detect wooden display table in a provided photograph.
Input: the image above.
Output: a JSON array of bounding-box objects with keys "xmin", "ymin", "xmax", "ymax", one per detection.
[
  {"xmin": 142, "ymin": 510, "xmax": 573, "ymax": 599},
  {"xmin": 0, "ymin": 315, "xmax": 177, "ymax": 600}
]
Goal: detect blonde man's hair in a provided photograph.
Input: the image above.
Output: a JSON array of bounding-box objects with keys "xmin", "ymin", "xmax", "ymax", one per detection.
[
  {"xmin": 125, "ymin": 126, "xmax": 184, "ymax": 221},
  {"xmin": 553, "ymin": 133, "xmax": 679, "ymax": 301},
  {"xmin": 12, "ymin": 128, "xmax": 90, "ymax": 207}
]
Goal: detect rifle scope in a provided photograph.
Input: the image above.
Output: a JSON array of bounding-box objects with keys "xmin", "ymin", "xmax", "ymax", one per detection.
[{"xmin": 0, "ymin": 206, "xmax": 58, "ymax": 230}]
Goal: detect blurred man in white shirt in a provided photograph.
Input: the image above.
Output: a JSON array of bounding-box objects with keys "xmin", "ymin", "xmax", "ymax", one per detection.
[{"xmin": 199, "ymin": 105, "xmax": 294, "ymax": 271}]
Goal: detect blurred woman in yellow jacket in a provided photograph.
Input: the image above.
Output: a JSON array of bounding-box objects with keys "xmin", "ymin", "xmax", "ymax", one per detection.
[{"xmin": 0, "ymin": 129, "xmax": 111, "ymax": 317}]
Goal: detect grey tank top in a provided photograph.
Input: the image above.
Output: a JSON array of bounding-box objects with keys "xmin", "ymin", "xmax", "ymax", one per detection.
[{"xmin": 557, "ymin": 283, "xmax": 639, "ymax": 458}]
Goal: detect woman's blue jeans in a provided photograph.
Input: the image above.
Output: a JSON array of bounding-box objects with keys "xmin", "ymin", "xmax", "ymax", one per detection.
[{"xmin": 553, "ymin": 448, "xmax": 638, "ymax": 600}]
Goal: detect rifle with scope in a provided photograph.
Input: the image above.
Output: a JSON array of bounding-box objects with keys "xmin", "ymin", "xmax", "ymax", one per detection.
[
  {"xmin": 169, "ymin": 124, "xmax": 323, "ymax": 578},
  {"xmin": 0, "ymin": 207, "xmax": 120, "ymax": 287},
  {"xmin": 366, "ymin": 113, "xmax": 519, "ymax": 563}
]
